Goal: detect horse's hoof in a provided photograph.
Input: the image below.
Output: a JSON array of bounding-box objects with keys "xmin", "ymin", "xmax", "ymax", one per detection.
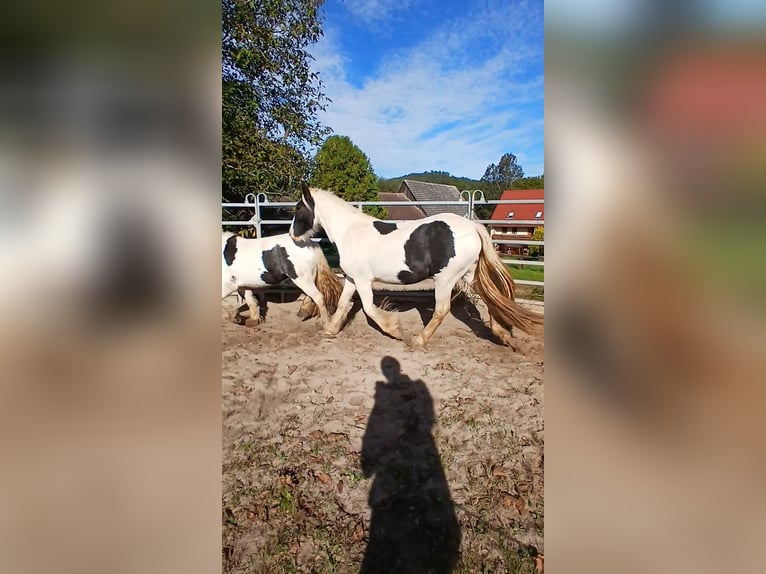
[
  {"xmin": 245, "ymin": 317, "xmax": 265, "ymax": 327},
  {"xmin": 408, "ymin": 335, "xmax": 427, "ymax": 350},
  {"xmin": 323, "ymin": 324, "xmax": 341, "ymax": 336},
  {"xmin": 233, "ymin": 315, "xmax": 246, "ymax": 326}
]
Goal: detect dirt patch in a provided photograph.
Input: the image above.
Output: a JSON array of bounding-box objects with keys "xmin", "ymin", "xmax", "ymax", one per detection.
[{"xmin": 222, "ymin": 295, "xmax": 544, "ymax": 573}]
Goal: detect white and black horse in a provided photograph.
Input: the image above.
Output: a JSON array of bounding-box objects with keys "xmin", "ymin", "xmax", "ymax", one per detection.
[
  {"xmin": 289, "ymin": 185, "xmax": 543, "ymax": 347},
  {"xmin": 221, "ymin": 232, "xmax": 342, "ymax": 326}
]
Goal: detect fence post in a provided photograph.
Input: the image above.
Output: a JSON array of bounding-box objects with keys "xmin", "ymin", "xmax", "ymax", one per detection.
[
  {"xmin": 460, "ymin": 189, "xmax": 471, "ymax": 219},
  {"xmin": 249, "ymin": 193, "xmax": 268, "ymax": 238},
  {"xmin": 460, "ymin": 189, "xmax": 486, "ymax": 220},
  {"xmin": 469, "ymin": 190, "xmax": 485, "ymax": 221}
]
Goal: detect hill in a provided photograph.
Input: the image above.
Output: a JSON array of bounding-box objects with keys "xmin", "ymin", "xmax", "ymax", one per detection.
[
  {"xmin": 377, "ymin": 171, "xmax": 483, "ymax": 194},
  {"xmin": 378, "ymin": 170, "xmax": 544, "ymax": 195}
]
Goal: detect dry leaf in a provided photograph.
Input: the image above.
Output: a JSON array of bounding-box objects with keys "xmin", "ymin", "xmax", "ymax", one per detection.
[
  {"xmin": 326, "ymin": 395, "xmax": 335, "ymax": 403},
  {"xmin": 434, "ymin": 361, "xmax": 456, "ymax": 372},
  {"xmin": 287, "ymin": 365, "xmax": 298, "ymax": 375},
  {"xmin": 491, "ymin": 465, "xmax": 507, "ymax": 478},
  {"xmin": 351, "ymin": 523, "xmax": 364, "ymax": 543},
  {"xmin": 315, "ymin": 471, "xmax": 331, "ymax": 484},
  {"xmin": 336, "ymin": 480, "xmax": 344, "ymax": 494},
  {"xmin": 502, "ymin": 495, "xmax": 517, "ymax": 509},
  {"xmin": 308, "ymin": 430, "xmax": 323, "ymax": 440},
  {"xmin": 328, "ymin": 432, "xmax": 348, "ymax": 442}
]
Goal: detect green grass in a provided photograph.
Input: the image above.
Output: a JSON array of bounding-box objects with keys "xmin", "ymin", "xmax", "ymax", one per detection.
[{"xmin": 505, "ymin": 264, "xmax": 544, "ymax": 283}]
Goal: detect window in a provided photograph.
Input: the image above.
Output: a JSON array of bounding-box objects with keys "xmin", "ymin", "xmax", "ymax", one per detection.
[
  {"xmin": 535, "ymin": 211, "xmax": 542, "ymax": 218},
  {"xmin": 511, "ymin": 227, "xmax": 518, "ymax": 234},
  {"xmin": 506, "ymin": 211, "xmax": 514, "ymax": 219}
]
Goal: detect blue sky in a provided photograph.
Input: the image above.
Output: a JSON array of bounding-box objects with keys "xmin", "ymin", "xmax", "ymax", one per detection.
[{"xmin": 310, "ymin": 0, "xmax": 544, "ymax": 180}]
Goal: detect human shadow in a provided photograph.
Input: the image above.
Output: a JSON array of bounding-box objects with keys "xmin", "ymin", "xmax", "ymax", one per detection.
[{"xmin": 360, "ymin": 357, "xmax": 460, "ymax": 574}]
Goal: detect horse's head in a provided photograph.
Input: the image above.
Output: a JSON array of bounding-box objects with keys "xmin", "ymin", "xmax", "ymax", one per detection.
[{"xmin": 289, "ymin": 183, "xmax": 320, "ymax": 242}]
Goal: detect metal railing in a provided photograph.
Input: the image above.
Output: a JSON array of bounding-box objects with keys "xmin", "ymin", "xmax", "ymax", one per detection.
[{"xmin": 222, "ymin": 190, "xmax": 543, "ymax": 288}]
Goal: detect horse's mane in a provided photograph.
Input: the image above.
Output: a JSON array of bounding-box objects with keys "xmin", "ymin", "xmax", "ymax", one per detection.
[{"xmin": 310, "ymin": 187, "xmax": 375, "ymax": 219}]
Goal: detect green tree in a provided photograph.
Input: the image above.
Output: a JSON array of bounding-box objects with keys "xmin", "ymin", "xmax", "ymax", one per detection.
[
  {"xmin": 222, "ymin": 0, "xmax": 331, "ymax": 202},
  {"xmin": 529, "ymin": 226, "xmax": 544, "ymax": 258},
  {"xmin": 481, "ymin": 153, "xmax": 525, "ymax": 199},
  {"xmin": 311, "ymin": 135, "xmax": 386, "ymax": 218}
]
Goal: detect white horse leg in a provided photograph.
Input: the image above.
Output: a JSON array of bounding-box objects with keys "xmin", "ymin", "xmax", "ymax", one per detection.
[
  {"xmin": 413, "ymin": 279, "xmax": 453, "ymax": 347},
  {"xmin": 222, "ymin": 283, "xmax": 242, "ymax": 323},
  {"xmin": 292, "ymin": 276, "xmax": 329, "ymax": 325},
  {"xmin": 324, "ymin": 278, "xmax": 357, "ymax": 335},
  {"xmin": 243, "ymin": 289, "xmax": 266, "ymax": 326},
  {"xmin": 356, "ymin": 280, "xmax": 403, "ymax": 341}
]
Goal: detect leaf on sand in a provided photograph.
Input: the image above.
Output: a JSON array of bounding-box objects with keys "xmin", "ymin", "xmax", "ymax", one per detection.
[
  {"xmin": 315, "ymin": 470, "xmax": 331, "ymax": 484},
  {"xmin": 434, "ymin": 361, "xmax": 457, "ymax": 372}
]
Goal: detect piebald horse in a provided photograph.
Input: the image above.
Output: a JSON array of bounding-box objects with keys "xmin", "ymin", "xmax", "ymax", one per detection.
[
  {"xmin": 289, "ymin": 185, "xmax": 543, "ymax": 347},
  {"xmin": 221, "ymin": 231, "xmax": 342, "ymax": 326}
]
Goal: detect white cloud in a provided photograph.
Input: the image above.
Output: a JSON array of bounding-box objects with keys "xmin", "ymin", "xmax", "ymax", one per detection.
[
  {"xmin": 312, "ymin": 1, "xmax": 544, "ymax": 179},
  {"xmin": 343, "ymin": 0, "xmax": 416, "ymax": 27}
]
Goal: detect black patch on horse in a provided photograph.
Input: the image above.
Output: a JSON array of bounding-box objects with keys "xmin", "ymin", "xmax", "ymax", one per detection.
[
  {"xmin": 292, "ymin": 184, "xmax": 316, "ymax": 238},
  {"xmin": 397, "ymin": 221, "xmax": 456, "ymax": 284},
  {"xmin": 223, "ymin": 235, "xmax": 238, "ymax": 266},
  {"xmin": 373, "ymin": 221, "xmax": 397, "ymax": 234},
  {"xmin": 261, "ymin": 245, "xmax": 298, "ymax": 284}
]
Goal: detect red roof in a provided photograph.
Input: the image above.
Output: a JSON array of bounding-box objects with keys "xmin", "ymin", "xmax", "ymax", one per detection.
[
  {"xmin": 490, "ymin": 189, "xmax": 544, "ymax": 222},
  {"xmin": 641, "ymin": 49, "xmax": 766, "ymax": 144}
]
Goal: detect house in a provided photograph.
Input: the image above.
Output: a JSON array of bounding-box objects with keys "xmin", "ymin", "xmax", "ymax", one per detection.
[
  {"xmin": 378, "ymin": 193, "xmax": 426, "ymax": 220},
  {"xmin": 395, "ymin": 180, "xmax": 467, "ymax": 217},
  {"xmin": 489, "ymin": 189, "xmax": 544, "ymax": 256},
  {"xmin": 639, "ymin": 48, "xmax": 766, "ymax": 202}
]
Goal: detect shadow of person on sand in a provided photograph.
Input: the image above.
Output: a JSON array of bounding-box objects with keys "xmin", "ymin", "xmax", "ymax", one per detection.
[{"xmin": 360, "ymin": 357, "xmax": 460, "ymax": 574}]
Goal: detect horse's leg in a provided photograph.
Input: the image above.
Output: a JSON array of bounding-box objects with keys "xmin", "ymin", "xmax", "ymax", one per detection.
[
  {"xmin": 223, "ymin": 284, "xmax": 244, "ymax": 323},
  {"xmin": 243, "ymin": 289, "xmax": 265, "ymax": 326},
  {"xmin": 356, "ymin": 280, "xmax": 403, "ymax": 341},
  {"xmin": 255, "ymin": 290, "xmax": 268, "ymax": 323},
  {"xmin": 324, "ymin": 278, "xmax": 357, "ymax": 335},
  {"xmin": 292, "ymin": 275, "xmax": 329, "ymax": 325},
  {"xmin": 412, "ymin": 278, "xmax": 453, "ymax": 347},
  {"xmin": 489, "ymin": 316, "xmax": 518, "ymax": 349}
]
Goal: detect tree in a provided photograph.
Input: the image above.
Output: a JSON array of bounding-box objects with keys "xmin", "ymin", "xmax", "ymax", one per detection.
[
  {"xmin": 529, "ymin": 226, "xmax": 544, "ymax": 258},
  {"xmin": 481, "ymin": 153, "xmax": 525, "ymax": 199},
  {"xmin": 311, "ymin": 135, "xmax": 386, "ymax": 218},
  {"xmin": 222, "ymin": 0, "xmax": 331, "ymax": 202}
]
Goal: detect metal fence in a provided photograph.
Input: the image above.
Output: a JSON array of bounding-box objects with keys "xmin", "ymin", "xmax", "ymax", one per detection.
[{"xmin": 222, "ymin": 189, "xmax": 544, "ymax": 288}]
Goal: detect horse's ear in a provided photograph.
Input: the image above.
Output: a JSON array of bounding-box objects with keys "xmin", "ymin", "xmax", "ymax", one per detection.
[{"xmin": 301, "ymin": 182, "xmax": 314, "ymax": 207}]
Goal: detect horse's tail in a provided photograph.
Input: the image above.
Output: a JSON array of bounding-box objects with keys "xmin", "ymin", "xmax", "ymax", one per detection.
[
  {"xmin": 472, "ymin": 223, "xmax": 544, "ymax": 335},
  {"xmin": 298, "ymin": 247, "xmax": 343, "ymax": 319},
  {"xmin": 314, "ymin": 248, "xmax": 342, "ymax": 315}
]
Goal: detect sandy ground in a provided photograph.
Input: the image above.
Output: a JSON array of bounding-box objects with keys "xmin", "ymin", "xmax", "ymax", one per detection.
[{"xmin": 222, "ymin": 293, "xmax": 544, "ymax": 573}]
